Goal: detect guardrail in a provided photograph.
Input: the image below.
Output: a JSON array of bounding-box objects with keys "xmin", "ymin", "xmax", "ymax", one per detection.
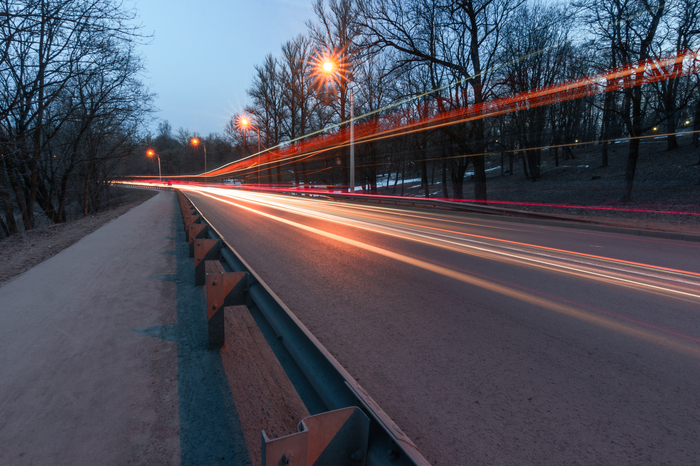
[{"xmin": 176, "ymin": 189, "xmax": 431, "ymax": 466}]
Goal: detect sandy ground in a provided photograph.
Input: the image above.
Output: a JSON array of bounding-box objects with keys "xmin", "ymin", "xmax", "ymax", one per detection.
[
  {"xmin": 0, "ymin": 191, "xmax": 179, "ymax": 465},
  {"xmin": 0, "ymin": 189, "xmax": 314, "ymax": 466},
  {"xmin": 0, "ymin": 188, "xmax": 158, "ymax": 287}
]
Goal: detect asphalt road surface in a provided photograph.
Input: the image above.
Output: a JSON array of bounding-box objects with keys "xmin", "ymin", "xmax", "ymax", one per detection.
[{"xmin": 184, "ymin": 187, "xmax": 700, "ymax": 466}]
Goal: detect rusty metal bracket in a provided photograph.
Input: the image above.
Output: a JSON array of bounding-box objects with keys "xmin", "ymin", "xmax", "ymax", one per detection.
[
  {"xmin": 205, "ymin": 261, "xmax": 247, "ymax": 348},
  {"xmin": 177, "ymin": 194, "xmax": 194, "ymax": 225},
  {"xmin": 184, "ymin": 213, "xmax": 200, "ymax": 232},
  {"xmin": 194, "ymin": 238, "xmax": 221, "ymax": 286},
  {"xmin": 188, "ymin": 223, "xmax": 209, "ymax": 257},
  {"xmin": 262, "ymin": 407, "xmax": 369, "ymax": 466}
]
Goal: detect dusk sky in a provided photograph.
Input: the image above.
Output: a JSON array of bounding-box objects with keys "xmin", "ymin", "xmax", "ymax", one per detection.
[{"xmin": 130, "ymin": 0, "xmax": 316, "ymax": 137}]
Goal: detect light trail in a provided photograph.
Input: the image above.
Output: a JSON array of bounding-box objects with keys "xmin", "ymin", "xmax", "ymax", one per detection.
[
  {"xmin": 184, "ymin": 186, "xmax": 700, "ymax": 359},
  {"xmin": 187, "ymin": 186, "xmax": 700, "ymax": 296},
  {"xmin": 194, "ymin": 49, "xmax": 699, "ymax": 180}
]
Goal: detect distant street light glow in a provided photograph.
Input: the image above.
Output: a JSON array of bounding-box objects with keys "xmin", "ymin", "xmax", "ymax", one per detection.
[
  {"xmin": 146, "ymin": 149, "xmax": 161, "ymax": 181},
  {"xmin": 190, "ymin": 138, "xmax": 207, "ymax": 172},
  {"xmin": 236, "ymin": 113, "xmax": 261, "ymax": 184},
  {"xmin": 314, "ymin": 51, "xmax": 354, "ymax": 193}
]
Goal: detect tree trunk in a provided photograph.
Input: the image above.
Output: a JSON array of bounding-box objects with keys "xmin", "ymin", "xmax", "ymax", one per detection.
[
  {"xmin": 84, "ymin": 163, "xmax": 92, "ymax": 217},
  {"xmin": 472, "ymin": 154, "xmax": 487, "ymax": 201},
  {"xmin": 665, "ymin": 87, "xmax": 678, "ymax": 150},
  {"xmin": 386, "ymin": 161, "xmax": 393, "ymax": 192},
  {"xmin": 450, "ymin": 158, "xmax": 469, "ymax": 200},
  {"xmin": 527, "ymin": 149, "xmax": 541, "ymax": 181},
  {"xmin": 4, "ymin": 156, "xmax": 31, "ymax": 230},
  {"xmin": 369, "ymin": 142, "xmax": 378, "ymax": 194},
  {"xmin": 521, "ymin": 151, "xmax": 530, "ymax": 180},
  {"xmin": 421, "ymin": 159, "xmax": 429, "ymax": 198},
  {"xmin": 302, "ymin": 160, "xmax": 310, "ymax": 187},
  {"xmin": 509, "ymin": 152, "xmax": 514, "ymax": 174},
  {"xmin": 442, "ymin": 158, "xmax": 448, "ymax": 198},
  {"xmin": 0, "ymin": 217, "xmax": 9, "ymax": 237},
  {"xmin": 392, "ymin": 160, "xmax": 401, "ymax": 194},
  {"xmin": 623, "ymin": 137, "xmax": 640, "ymax": 201},
  {"xmin": 692, "ymin": 98, "xmax": 700, "ymax": 148},
  {"xmin": 0, "ymin": 164, "xmax": 19, "ymax": 235},
  {"xmin": 600, "ymin": 87, "xmax": 615, "ymax": 167},
  {"xmin": 28, "ymin": 2, "xmax": 48, "ymax": 231},
  {"xmin": 623, "ymin": 86, "xmax": 644, "ymax": 202},
  {"xmin": 293, "ymin": 161, "xmax": 300, "ymax": 187}
]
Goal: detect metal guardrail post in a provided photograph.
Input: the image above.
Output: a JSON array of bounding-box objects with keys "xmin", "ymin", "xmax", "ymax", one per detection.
[
  {"xmin": 204, "ymin": 261, "xmax": 248, "ymax": 349},
  {"xmin": 194, "ymin": 239, "xmax": 221, "ymax": 286},
  {"xmin": 262, "ymin": 407, "xmax": 369, "ymax": 466},
  {"xmin": 184, "ymin": 213, "xmax": 200, "ymax": 233},
  {"xmin": 188, "ymin": 223, "xmax": 208, "ymax": 257}
]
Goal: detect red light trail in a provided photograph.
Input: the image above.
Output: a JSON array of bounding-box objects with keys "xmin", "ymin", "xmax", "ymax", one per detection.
[{"xmin": 197, "ymin": 48, "xmax": 698, "ymax": 180}]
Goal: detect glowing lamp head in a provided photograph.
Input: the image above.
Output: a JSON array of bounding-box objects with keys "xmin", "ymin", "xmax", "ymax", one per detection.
[
  {"xmin": 240, "ymin": 118, "xmax": 249, "ymax": 127},
  {"xmin": 653, "ymin": 127, "xmax": 657, "ymax": 131},
  {"xmin": 146, "ymin": 149, "xmax": 155, "ymax": 157},
  {"xmin": 323, "ymin": 61, "xmax": 334, "ymax": 73},
  {"xmin": 191, "ymin": 138, "xmax": 199, "ymax": 146}
]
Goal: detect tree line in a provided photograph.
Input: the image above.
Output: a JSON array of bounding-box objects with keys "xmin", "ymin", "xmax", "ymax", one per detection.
[
  {"xmin": 221, "ymin": 0, "xmax": 699, "ymax": 202},
  {"xmin": 0, "ymin": 0, "xmax": 153, "ymax": 237}
]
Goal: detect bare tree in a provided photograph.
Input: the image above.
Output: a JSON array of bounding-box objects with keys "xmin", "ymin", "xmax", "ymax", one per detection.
[
  {"xmin": 498, "ymin": 2, "xmax": 574, "ymax": 181},
  {"xmin": 577, "ymin": 0, "xmax": 669, "ymax": 201},
  {"xmin": 357, "ymin": 0, "xmax": 525, "ymax": 200},
  {"xmin": 0, "ymin": 0, "xmax": 152, "ymax": 233}
]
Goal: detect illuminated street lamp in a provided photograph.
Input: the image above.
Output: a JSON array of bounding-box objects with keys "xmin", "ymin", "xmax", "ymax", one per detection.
[
  {"xmin": 318, "ymin": 56, "xmax": 354, "ymax": 193},
  {"xmin": 237, "ymin": 115, "xmax": 261, "ymax": 184},
  {"xmin": 146, "ymin": 149, "xmax": 161, "ymax": 182},
  {"xmin": 190, "ymin": 137, "xmax": 207, "ymax": 172}
]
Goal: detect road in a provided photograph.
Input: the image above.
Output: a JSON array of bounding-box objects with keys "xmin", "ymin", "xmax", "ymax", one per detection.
[{"xmin": 184, "ymin": 186, "xmax": 700, "ymax": 465}]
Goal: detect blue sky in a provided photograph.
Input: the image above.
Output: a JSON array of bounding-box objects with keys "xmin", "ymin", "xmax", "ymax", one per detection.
[{"xmin": 130, "ymin": 0, "xmax": 316, "ymax": 137}]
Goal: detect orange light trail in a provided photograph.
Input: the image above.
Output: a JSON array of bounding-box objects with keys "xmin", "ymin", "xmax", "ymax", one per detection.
[
  {"xmin": 178, "ymin": 186, "xmax": 700, "ymax": 358},
  {"xmin": 194, "ymin": 49, "xmax": 698, "ymax": 181},
  {"xmin": 178, "ymin": 186, "xmax": 700, "ymax": 298}
]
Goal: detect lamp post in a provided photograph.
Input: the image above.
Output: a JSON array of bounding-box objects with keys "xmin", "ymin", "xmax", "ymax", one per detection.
[
  {"xmin": 320, "ymin": 57, "xmax": 354, "ymax": 193},
  {"xmin": 237, "ymin": 115, "xmax": 261, "ymax": 185},
  {"xmin": 190, "ymin": 137, "xmax": 207, "ymax": 173},
  {"xmin": 146, "ymin": 149, "xmax": 161, "ymax": 182}
]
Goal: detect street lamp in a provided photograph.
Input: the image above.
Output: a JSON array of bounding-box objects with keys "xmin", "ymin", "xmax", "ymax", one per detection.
[
  {"xmin": 190, "ymin": 137, "xmax": 207, "ymax": 172},
  {"xmin": 237, "ymin": 115, "xmax": 261, "ymax": 184},
  {"xmin": 318, "ymin": 55, "xmax": 354, "ymax": 193},
  {"xmin": 146, "ymin": 149, "xmax": 161, "ymax": 182}
]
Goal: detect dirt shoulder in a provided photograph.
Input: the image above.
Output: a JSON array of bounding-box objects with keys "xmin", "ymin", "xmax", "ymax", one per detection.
[{"xmin": 0, "ymin": 187, "xmax": 158, "ymax": 287}]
